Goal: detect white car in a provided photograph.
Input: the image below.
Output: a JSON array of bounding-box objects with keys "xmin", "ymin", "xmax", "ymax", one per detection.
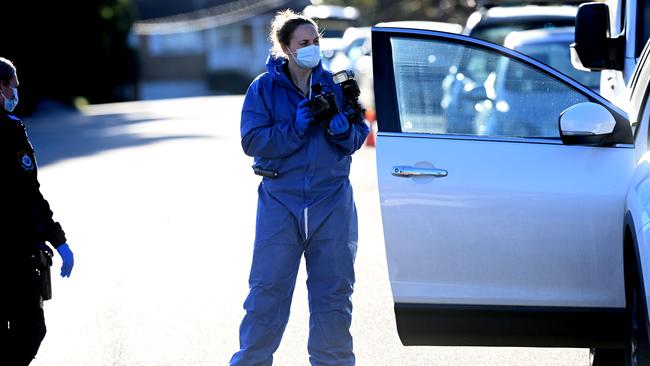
[{"xmin": 372, "ymin": 23, "xmax": 650, "ymax": 364}]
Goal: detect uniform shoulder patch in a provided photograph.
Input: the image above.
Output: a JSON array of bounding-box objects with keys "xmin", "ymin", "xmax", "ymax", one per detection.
[{"xmin": 18, "ymin": 151, "xmax": 35, "ymax": 171}]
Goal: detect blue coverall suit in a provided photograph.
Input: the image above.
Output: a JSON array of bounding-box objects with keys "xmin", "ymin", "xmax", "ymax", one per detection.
[{"xmin": 230, "ymin": 55, "xmax": 369, "ymax": 366}]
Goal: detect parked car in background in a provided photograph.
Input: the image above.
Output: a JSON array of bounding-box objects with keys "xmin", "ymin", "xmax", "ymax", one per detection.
[
  {"xmin": 478, "ymin": 27, "xmax": 602, "ymax": 137},
  {"xmin": 326, "ymin": 27, "xmax": 374, "ymax": 112},
  {"xmin": 320, "ymin": 37, "xmax": 346, "ymax": 71},
  {"xmin": 503, "ymin": 27, "xmax": 600, "ymax": 91},
  {"xmin": 343, "ymin": 22, "xmax": 462, "ymax": 115},
  {"xmin": 303, "ymin": 4, "xmax": 361, "ymax": 38},
  {"xmin": 303, "ymin": 4, "xmax": 362, "ymax": 71},
  {"xmin": 328, "ymin": 27, "xmax": 371, "ymax": 73},
  {"xmin": 463, "ymin": 3, "xmax": 579, "ymax": 45},
  {"xmin": 372, "ymin": 21, "xmax": 650, "ymax": 364},
  {"xmin": 441, "ymin": 3, "xmax": 579, "ymax": 134}
]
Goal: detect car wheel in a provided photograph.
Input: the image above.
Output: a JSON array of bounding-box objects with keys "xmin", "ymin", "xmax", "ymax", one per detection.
[
  {"xmin": 593, "ymin": 254, "xmax": 650, "ymax": 366},
  {"xmin": 625, "ymin": 257, "xmax": 650, "ymax": 366}
]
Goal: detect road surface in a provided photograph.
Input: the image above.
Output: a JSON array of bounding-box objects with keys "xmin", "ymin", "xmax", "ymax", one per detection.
[{"xmin": 25, "ymin": 96, "xmax": 590, "ymax": 365}]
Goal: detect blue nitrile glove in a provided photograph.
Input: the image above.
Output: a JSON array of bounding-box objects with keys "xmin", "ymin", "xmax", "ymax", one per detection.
[
  {"xmin": 295, "ymin": 98, "xmax": 313, "ymax": 135},
  {"xmin": 328, "ymin": 112, "xmax": 349, "ymax": 136},
  {"xmin": 56, "ymin": 243, "xmax": 74, "ymax": 278},
  {"xmin": 343, "ymin": 103, "xmax": 363, "ymax": 124}
]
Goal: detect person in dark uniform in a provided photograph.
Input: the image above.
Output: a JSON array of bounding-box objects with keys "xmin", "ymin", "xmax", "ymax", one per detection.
[{"xmin": 0, "ymin": 57, "xmax": 75, "ymax": 365}]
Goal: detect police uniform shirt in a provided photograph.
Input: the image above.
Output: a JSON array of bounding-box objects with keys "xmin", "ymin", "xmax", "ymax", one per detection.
[{"xmin": 0, "ymin": 111, "xmax": 66, "ymax": 262}]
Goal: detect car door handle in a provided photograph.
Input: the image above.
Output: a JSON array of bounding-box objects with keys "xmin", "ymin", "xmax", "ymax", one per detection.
[{"xmin": 391, "ymin": 166, "xmax": 448, "ymax": 178}]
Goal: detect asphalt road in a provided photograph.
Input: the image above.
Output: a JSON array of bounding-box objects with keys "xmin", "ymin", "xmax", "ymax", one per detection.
[{"xmin": 25, "ymin": 96, "xmax": 590, "ymax": 365}]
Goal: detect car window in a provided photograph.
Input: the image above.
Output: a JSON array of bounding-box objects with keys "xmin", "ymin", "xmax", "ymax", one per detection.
[
  {"xmin": 465, "ymin": 20, "xmax": 575, "ymax": 84},
  {"xmin": 392, "ymin": 37, "xmax": 590, "ymax": 138},
  {"xmin": 516, "ymin": 42, "xmax": 601, "ymax": 91}
]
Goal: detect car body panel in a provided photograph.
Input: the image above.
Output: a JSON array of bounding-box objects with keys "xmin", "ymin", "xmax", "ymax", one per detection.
[
  {"xmin": 378, "ymin": 133, "xmax": 632, "ymax": 307},
  {"xmin": 625, "ymin": 38, "xmax": 650, "ymax": 325}
]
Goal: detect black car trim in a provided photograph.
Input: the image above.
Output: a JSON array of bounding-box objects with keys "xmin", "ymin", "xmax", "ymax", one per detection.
[
  {"xmin": 371, "ymin": 30, "xmax": 401, "ymax": 133},
  {"xmin": 395, "ymin": 303, "xmax": 626, "ymax": 347},
  {"xmin": 370, "ymin": 27, "xmax": 634, "ymax": 144}
]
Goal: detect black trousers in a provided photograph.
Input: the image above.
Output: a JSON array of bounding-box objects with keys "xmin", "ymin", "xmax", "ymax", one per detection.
[{"xmin": 1, "ymin": 257, "xmax": 47, "ymax": 365}]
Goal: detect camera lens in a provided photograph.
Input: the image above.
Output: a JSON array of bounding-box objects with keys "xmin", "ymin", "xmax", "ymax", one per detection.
[{"xmin": 309, "ymin": 96, "xmax": 329, "ymax": 115}]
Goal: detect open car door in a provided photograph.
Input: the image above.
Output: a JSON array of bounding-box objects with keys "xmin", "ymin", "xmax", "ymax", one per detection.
[{"xmin": 372, "ymin": 26, "xmax": 634, "ymax": 347}]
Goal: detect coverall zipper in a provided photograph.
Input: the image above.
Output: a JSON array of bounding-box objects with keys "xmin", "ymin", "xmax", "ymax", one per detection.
[{"xmin": 304, "ymin": 207, "xmax": 309, "ymax": 240}]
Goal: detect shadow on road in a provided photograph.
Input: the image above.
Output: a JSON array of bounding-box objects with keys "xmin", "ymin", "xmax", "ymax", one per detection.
[{"xmin": 22, "ymin": 106, "xmax": 213, "ymax": 167}]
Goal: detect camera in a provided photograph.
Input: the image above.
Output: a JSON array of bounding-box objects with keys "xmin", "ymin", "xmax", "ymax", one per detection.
[
  {"xmin": 333, "ymin": 70, "xmax": 365, "ymax": 125},
  {"xmin": 307, "ymin": 70, "xmax": 365, "ymax": 127},
  {"xmin": 307, "ymin": 84, "xmax": 339, "ymax": 126}
]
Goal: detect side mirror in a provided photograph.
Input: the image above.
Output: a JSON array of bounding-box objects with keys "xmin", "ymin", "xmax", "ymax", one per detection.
[
  {"xmin": 559, "ymin": 102, "xmax": 616, "ymax": 145},
  {"xmin": 570, "ymin": 2, "xmax": 625, "ymax": 71}
]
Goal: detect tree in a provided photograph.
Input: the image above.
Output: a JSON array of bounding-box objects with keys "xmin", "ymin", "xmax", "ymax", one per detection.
[{"xmin": 1, "ymin": 0, "xmax": 139, "ymax": 114}]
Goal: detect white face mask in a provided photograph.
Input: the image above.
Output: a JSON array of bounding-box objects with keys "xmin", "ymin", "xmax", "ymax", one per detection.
[
  {"xmin": 3, "ymin": 87, "xmax": 18, "ymax": 112},
  {"xmin": 292, "ymin": 44, "xmax": 321, "ymax": 69}
]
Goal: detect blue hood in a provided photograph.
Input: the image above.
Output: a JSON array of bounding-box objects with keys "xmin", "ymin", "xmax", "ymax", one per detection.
[{"xmin": 265, "ymin": 54, "xmax": 327, "ymax": 92}]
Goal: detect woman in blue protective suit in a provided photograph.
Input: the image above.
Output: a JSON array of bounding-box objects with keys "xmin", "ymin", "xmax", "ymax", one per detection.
[{"xmin": 229, "ymin": 9, "xmax": 369, "ymax": 366}]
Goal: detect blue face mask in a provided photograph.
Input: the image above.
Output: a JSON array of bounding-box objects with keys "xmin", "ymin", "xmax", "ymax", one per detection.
[
  {"xmin": 3, "ymin": 87, "xmax": 18, "ymax": 112},
  {"xmin": 292, "ymin": 45, "xmax": 321, "ymax": 69}
]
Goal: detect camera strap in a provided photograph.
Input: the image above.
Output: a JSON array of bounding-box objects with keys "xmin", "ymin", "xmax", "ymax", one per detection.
[{"xmin": 308, "ymin": 73, "xmax": 313, "ymax": 99}]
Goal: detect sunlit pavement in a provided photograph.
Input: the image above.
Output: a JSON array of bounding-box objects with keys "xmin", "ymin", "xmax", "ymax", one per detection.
[{"xmin": 26, "ymin": 96, "xmax": 589, "ymax": 365}]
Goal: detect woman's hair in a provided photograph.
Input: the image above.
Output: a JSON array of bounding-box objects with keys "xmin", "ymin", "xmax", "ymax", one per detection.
[
  {"xmin": 0, "ymin": 57, "xmax": 16, "ymax": 85},
  {"xmin": 270, "ymin": 9, "xmax": 319, "ymax": 58}
]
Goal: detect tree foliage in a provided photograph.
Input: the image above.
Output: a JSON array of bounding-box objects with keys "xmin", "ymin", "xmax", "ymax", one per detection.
[{"xmin": 1, "ymin": 0, "xmax": 139, "ymax": 113}]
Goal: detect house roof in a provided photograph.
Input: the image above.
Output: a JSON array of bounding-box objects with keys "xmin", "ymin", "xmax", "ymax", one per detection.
[{"xmin": 133, "ymin": 0, "xmax": 310, "ymax": 35}]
